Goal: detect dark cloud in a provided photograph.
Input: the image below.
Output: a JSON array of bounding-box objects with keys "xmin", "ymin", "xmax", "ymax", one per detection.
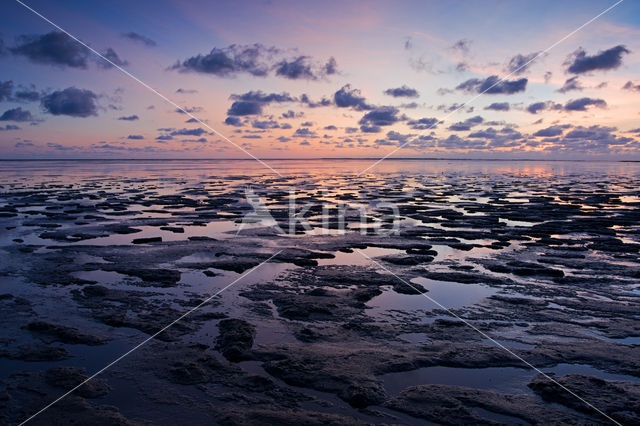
[
  {"xmin": 359, "ymin": 106, "xmax": 403, "ymax": 128},
  {"xmin": 11, "ymin": 31, "xmax": 89, "ymax": 68},
  {"xmin": 505, "ymin": 52, "xmax": 539, "ymax": 75},
  {"xmin": 407, "ymin": 117, "xmax": 439, "ymax": 130},
  {"xmin": 557, "ymin": 76, "xmax": 583, "ymax": 93},
  {"xmin": 230, "ymin": 91, "xmax": 295, "ymax": 103},
  {"xmin": 121, "ymin": 32, "xmax": 156, "ymax": 47},
  {"xmin": 383, "ymin": 85, "xmax": 419, "ymax": 98},
  {"xmin": 118, "ymin": 115, "xmax": 139, "ymax": 121},
  {"xmin": 41, "ymin": 87, "xmax": 98, "ymax": 117},
  {"xmin": 526, "ymin": 101, "xmax": 562, "ymax": 114},
  {"xmin": 224, "ymin": 116, "xmax": 243, "ymax": 127},
  {"xmin": 533, "ymin": 125, "xmax": 567, "ymax": 137},
  {"xmin": 300, "ymin": 94, "xmax": 332, "ymax": 108},
  {"xmin": 360, "ymin": 125, "xmax": 381, "ymax": 133},
  {"xmin": 98, "ymin": 48, "xmax": 129, "ymax": 68},
  {"xmin": 172, "ymin": 44, "xmax": 276, "ymax": 77},
  {"xmin": 324, "ymin": 125, "xmax": 337, "ymax": 130},
  {"xmin": 14, "ymin": 88, "xmax": 40, "ymax": 102},
  {"xmin": 226, "ymin": 91, "xmax": 295, "ymax": 117},
  {"xmin": 484, "ymin": 102, "xmax": 510, "ymax": 111},
  {"xmin": 456, "ymin": 75, "xmax": 527, "ymax": 95},
  {"xmin": 323, "ymin": 57, "xmax": 338, "ymax": 75},
  {"xmin": 566, "ymin": 45, "xmax": 630, "ymax": 74},
  {"xmin": 436, "ymin": 103, "xmax": 474, "ymax": 113},
  {"xmin": 334, "ymin": 85, "xmax": 372, "ymax": 110},
  {"xmin": 0, "ymin": 125, "xmax": 20, "ymax": 131},
  {"xmin": 127, "ymin": 134, "xmax": 144, "ymax": 140},
  {"xmin": 448, "ymin": 115, "xmax": 484, "ymax": 131},
  {"xmin": 622, "ymin": 81, "xmax": 640, "ymax": 92},
  {"xmin": 172, "ymin": 44, "xmax": 337, "ymax": 79},
  {"xmin": 293, "ymin": 128, "xmax": 316, "ymax": 137},
  {"xmin": 170, "ymin": 128, "xmax": 207, "ymax": 136},
  {"xmin": 175, "ymin": 106, "xmax": 202, "ymax": 114},
  {"xmin": 227, "ymin": 101, "xmax": 262, "ymax": 116},
  {"xmin": 275, "ymin": 56, "xmax": 316, "ymax": 80},
  {"xmin": 564, "ymin": 97, "xmax": 606, "ymax": 112},
  {"xmin": 252, "ymin": 119, "xmax": 280, "ymax": 129},
  {"xmin": 47, "ymin": 142, "xmax": 74, "ymax": 151},
  {"xmin": 176, "ymin": 88, "xmax": 198, "ymax": 94},
  {"xmin": 0, "ymin": 107, "xmax": 33, "ymax": 122},
  {"xmin": 0, "ymin": 80, "xmax": 13, "ymax": 101}
]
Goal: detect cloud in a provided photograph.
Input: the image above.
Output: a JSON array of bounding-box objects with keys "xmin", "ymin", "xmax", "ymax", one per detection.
[
  {"xmin": 533, "ymin": 125, "xmax": 567, "ymax": 137},
  {"xmin": 41, "ymin": 87, "xmax": 98, "ymax": 117},
  {"xmin": 455, "ymin": 75, "xmax": 527, "ymax": 94},
  {"xmin": 0, "ymin": 81, "xmax": 14, "ymax": 101},
  {"xmin": 526, "ymin": 101, "xmax": 562, "ymax": 114},
  {"xmin": 300, "ymin": 94, "xmax": 332, "ymax": 108},
  {"xmin": 505, "ymin": 52, "xmax": 539, "ymax": 75},
  {"xmin": 224, "ymin": 116, "xmax": 243, "ymax": 127},
  {"xmin": 11, "ymin": 31, "xmax": 89, "ymax": 68},
  {"xmin": 557, "ymin": 76, "xmax": 583, "ymax": 93},
  {"xmin": 324, "ymin": 125, "xmax": 337, "ymax": 130},
  {"xmin": 566, "ymin": 45, "xmax": 630, "ymax": 74},
  {"xmin": 172, "ymin": 44, "xmax": 275, "ymax": 77},
  {"xmin": 622, "ymin": 81, "xmax": 640, "ymax": 92},
  {"xmin": 230, "ymin": 91, "xmax": 295, "ymax": 103},
  {"xmin": 127, "ymin": 134, "xmax": 144, "ymax": 140},
  {"xmin": 252, "ymin": 119, "xmax": 280, "ymax": 129},
  {"xmin": 359, "ymin": 107, "xmax": 404, "ymax": 133},
  {"xmin": 172, "ymin": 44, "xmax": 336, "ymax": 79},
  {"xmin": 293, "ymin": 128, "xmax": 316, "ymax": 137},
  {"xmin": 227, "ymin": 101, "xmax": 262, "ymax": 116},
  {"xmin": 564, "ymin": 97, "xmax": 606, "ymax": 112},
  {"xmin": 170, "ymin": 128, "xmax": 207, "ymax": 136},
  {"xmin": 484, "ymin": 102, "xmax": 510, "ymax": 111},
  {"xmin": 176, "ymin": 88, "xmax": 198, "ymax": 94},
  {"xmin": 0, "ymin": 107, "xmax": 34, "ymax": 122},
  {"xmin": 98, "ymin": 48, "xmax": 129, "ymax": 68},
  {"xmin": 450, "ymin": 39, "xmax": 471, "ymax": 55},
  {"xmin": 121, "ymin": 32, "xmax": 156, "ymax": 47},
  {"xmin": 407, "ymin": 117, "xmax": 439, "ymax": 130},
  {"xmin": 334, "ymin": 85, "xmax": 372, "ymax": 110},
  {"xmin": 447, "ymin": 115, "xmax": 484, "ymax": 131},
  {"xmin": 0, "ymin": 125, "xmax": 20, "ymax": 131},
  {"xmin": 384, "ymin": 85, "xmax": 419, "ymax": 98},
  {"xmin": 118, "ymin": 115, "xmax": 139, "ymax": 121},
  {"xmin": 14, "ymin": 88, "xmax": 40, "ymax": 102},
  {"xmin": 437, "ymin": 103, "xmax": 474, "ymax": 113}
]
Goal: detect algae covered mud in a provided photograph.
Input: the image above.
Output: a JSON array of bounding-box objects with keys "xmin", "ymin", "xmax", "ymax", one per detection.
[{"xmin": 0, "ymin": 159, "xmax": 639, "ymax": 425}]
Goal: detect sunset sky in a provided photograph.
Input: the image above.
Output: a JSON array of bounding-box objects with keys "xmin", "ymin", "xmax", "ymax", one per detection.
[{"xmin": 1, "ymin": 0, "xmax": 639, "ymax": 160}]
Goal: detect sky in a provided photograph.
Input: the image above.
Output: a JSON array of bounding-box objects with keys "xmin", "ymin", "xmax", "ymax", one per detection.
[{"xmin": 0, "ymin": 0, "xmax": 639, "ymax": 160}]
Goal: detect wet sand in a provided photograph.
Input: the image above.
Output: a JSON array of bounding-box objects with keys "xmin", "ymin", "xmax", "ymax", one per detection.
[{"xmin": 0, "ymin": 159, "xmax": 639, "ymax": 425}]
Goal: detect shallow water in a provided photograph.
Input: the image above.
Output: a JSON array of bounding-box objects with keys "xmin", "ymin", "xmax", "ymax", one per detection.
[{"xmin": 1, "ymin": 159, "xmax": 639, "ymax": 425}]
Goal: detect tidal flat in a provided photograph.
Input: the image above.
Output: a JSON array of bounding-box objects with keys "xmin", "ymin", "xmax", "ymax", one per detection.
[{"xmin": 0, "ymin": 159, "xmax": 639, "ymax": 425}]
